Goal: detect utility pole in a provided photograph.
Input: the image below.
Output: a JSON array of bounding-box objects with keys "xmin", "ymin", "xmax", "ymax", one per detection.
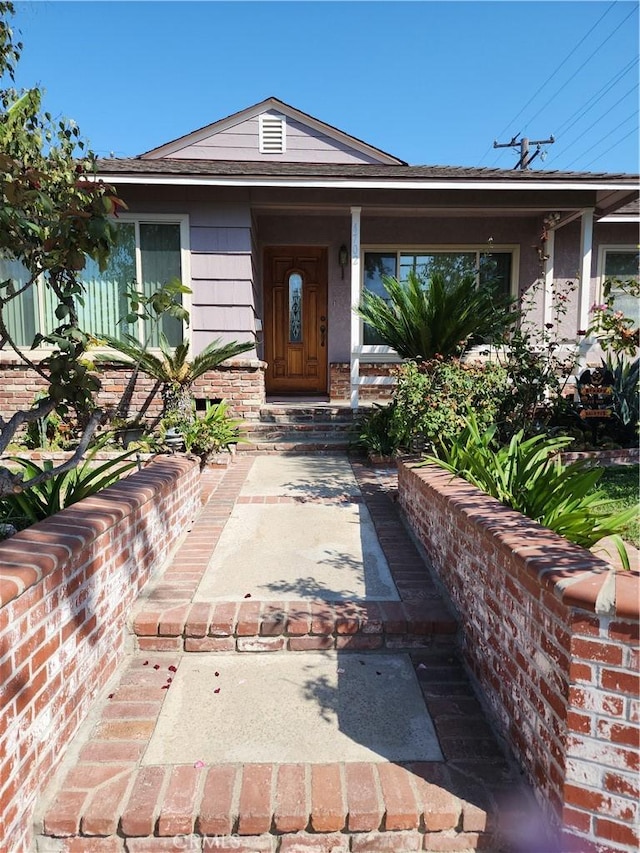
[{"xmin": 493, "ymin": 133, "xmax": 555, "ymax": 170}]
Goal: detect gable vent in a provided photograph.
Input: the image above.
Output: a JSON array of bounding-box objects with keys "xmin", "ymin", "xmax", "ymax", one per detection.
[{"xmin": 259, "ymin": 113, "xmax": 286, "ymax": 154}]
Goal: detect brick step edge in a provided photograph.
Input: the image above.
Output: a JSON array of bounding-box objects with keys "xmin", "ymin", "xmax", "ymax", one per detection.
[
  {"xmin": 40, "ymin": 761, "xmax": 499, "ymax": 845},
  {"xmin": 133, "ymin": 600, "xmax": 458, "ymax": 651},
  {"xmin": 237, "ymin": 440, "xmax": 351, "ymax": 453}
]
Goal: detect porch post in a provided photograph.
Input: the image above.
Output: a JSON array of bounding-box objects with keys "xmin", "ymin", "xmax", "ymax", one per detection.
[
  {"xmin": 578, "ymin": 208, "xmax": 594, "ymax": 335},
  {"xmin": 543, "ymin": 228, "xmax": 555, "ymax": 329},
  {"xmin": 350, "ymin": 206, "xmax": 362, "ymax": 409}
]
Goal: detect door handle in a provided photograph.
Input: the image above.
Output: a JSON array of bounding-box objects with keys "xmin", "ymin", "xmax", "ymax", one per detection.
[{"xmin": 320, "ymin": 324, "xmax": 326, "ymax": 346}]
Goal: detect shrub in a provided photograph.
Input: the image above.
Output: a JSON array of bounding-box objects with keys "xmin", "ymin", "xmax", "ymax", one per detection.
[
  {"xmin": 390, "ymin": 358, "xmax": 508, "ymax": 452},
  {"xmin": 427, "ymin": 412, "xmax": 638, "ymax": 569},
  {"xmin": 351, "ymin": 404, "xmax": 397, "ymax": 457},
  {"xmin": 167, "ymin": 401, "xmax": 244, "ymax": 467}
]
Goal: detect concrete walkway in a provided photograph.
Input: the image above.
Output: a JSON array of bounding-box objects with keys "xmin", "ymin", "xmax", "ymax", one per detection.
[{"xmin": 36, "ymin": 455, "xmax": 541, "ymax": 853}]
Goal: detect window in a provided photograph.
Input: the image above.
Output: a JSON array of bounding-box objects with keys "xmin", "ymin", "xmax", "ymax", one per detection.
[
  {"xmin": 0, "ymin": 216, "xmax": 188, "ymax": 349},
  {"xmin": 601, "ymin": 247, "xmax": 640, "ymax": 323},
  {"xmin": 362, "ymin": 248, "xmax": 515, "ymax": 347}
]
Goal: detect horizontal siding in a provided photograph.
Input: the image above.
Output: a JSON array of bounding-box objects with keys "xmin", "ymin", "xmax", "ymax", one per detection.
[
  {"xmin": 190, "ymin": 226, "xmax": 252, "ymax": 253},
  {"xmin": 191, "ymin": 253, "xmax": 253, "ymax": 279},
  {"xmin": 192, "ymin": 330, "xmax": 255, "ymax": 353},
  {"xmin": 167, "ymin": 113, "xmax": 381, "ymax": 164},
  {"xmin": 191, "ymin": 280, "xmax": 254, "ymax": 305},
  {"xmin": 188, "ymin": 203, "xmax": 252, "ymax": 229},
  {"xmin": 192, "ymin": 305, "xmax": 255, "ymax": 331}
]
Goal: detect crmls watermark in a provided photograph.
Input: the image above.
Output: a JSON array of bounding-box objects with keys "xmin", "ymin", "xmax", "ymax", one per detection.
[{"xmin": 170, "ymin": 835, "xmax": 271, "ymax": 851}]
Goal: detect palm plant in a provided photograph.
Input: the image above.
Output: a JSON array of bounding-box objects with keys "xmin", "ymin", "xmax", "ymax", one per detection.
[
  {"xmin": 95, "ymin": 332, "xmax": 253, "ymax": 419},
  {"xmin": 357, "ymin": 270, "xmax": 516, "ymax": 360}
]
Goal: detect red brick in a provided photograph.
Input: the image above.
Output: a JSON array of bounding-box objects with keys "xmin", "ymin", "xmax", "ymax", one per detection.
[
  {"xmin": 421, "ymin": 832, "xmax": 490, "ymax": 851},
  {"xmin": 279, "ymin": 833, "xmax": 348, "ymax": 852},
  {"xmin": 274, "ymin": 763, "xmax": 308, "ymax": 832},
  {"xmin": 345, "ymin": 762, "xmax": 383, "ymax": 832},
  {"xmin": 185, "ymin": 602, "xmax": 212, "ymax": 637},
  {"xmin": 237, "ymin": 637, "xmax": 286, "ymax": 652},
  {"xmin": 310, "ymin": 603, "xmax": 334, "ymax": 635},
  {"xmin": 603, "ymin": 771, "xmax": 639, "ymax": 800},
  {"xmin": 595, "ymin": 816, "xmax": 639, "ymax": 847},
  {"xmin": 310, "ymin": 764, "xmax": 345, "ymax": 832},
  {"xmin": 601, "ymin": 668, "xmax": 640, "ymax": 696},
  {"xmin": 260, "ymin": 602, "xmax": 287, "ymax": 636},
  {"xmin": 81, "ymin": 769, "xmax": 134, "ymax": 835},
  {"xmin": 566, "ymin": 711, "xmax": 592, "ymax": 735},
  {"xmin": 126, "ymin": 841, "xmax": 201, "ymax": 852},
  {"xmin": 334, "ymin": 604, "xmax": 360, "ymax": 635},
  {"xmin": 209, "ymin": 602, "xmax": 238, "ymax": 636},
  {"xmin": 132, "ymin": 611, "xmax": 161, "ymax": 637},
  {"xmin": 137, "ymin": 636, "xmax": 182, "ymax": 652},
  {"xmin": 410, "ymin": 763, "xmax": 460, "ymax": 831},
  {"xmin": 237, "ymin": 764, "xmax": 273, "ymax": 835},
  {"xmin": 288, "ymin": 636, "xmax": 334, "ymax": 651},
  {"xmin": 562, "ymin": 805, "xmax": 592, "ymax": 833},
  {"xmin": 236, "ymin": 602, "xmax": 261, "ymax": 636},
  {"xmin": 199, "ymin": 765, "xmax": 238, "ymax": 835},
  {"xmin": 571, "ymin": 638, "xmax": 623, "ymax": 666},
  {"xmin": 336, "ymin": 635, "xmax": 383, "ymax": 651},
  {"xmin": 58, "ymin": 839, "xmax": 125, "ymax": 852},
  {"xmin": 377, "ymin": 763, "xmax": 420, "ymax": 831},
  {"xmin": 597, "ymin": 720, "xmax": 640, "ymax": 748},
  {"xmin": 351, "ymin": 831, "xmax": 422, "ymax": 851},
  {"xmin": 286, "ymin": 605, "xmax": 313, "ymax": 635},
  {"xmin": 158, "ymin": 604, "xmax": 190, "ymax": 637},
  {"xmin": 185, "ymin": 637, "xmax": 235, "ymax": 652},
  {"xmin": 120, "ymin": 766, "xmax": 167, "ymax": 836},
  {"xmin": 157, "ymin": 765, "xmax": 200, "ymax": 835},
  {"xmin": 43, "ymin": 789, "xmax": 88, "ymax": 835}
]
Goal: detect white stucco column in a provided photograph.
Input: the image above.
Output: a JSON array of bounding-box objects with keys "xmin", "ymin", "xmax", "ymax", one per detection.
[
  {"xmin": 350, "ymin": 206, "xmax": 362, "ymax": 409},
  {"xmin": 579, "ymin": 208, "xmax": 594, "ymax": 334},
  {"xmin": 543, "ymin": 228, "xmax": 555, "ymax": 329}
]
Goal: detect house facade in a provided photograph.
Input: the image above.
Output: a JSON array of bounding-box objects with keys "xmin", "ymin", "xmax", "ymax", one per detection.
[{"xmin": 1, "ymin": 98, "xmax": 638, "ymax": 415}]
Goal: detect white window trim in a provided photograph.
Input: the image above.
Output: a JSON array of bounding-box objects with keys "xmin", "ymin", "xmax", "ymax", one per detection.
[
  {"xmin": 3, "ymin": 213, "xmax": 191, "ymax": 358},
  {"xmin": 596, "ymin": 243, "xmax": 639, "ymax": 303},
  {"xmin": 358, "ymin": 243, "xmax": 520, "ymax": 359}
]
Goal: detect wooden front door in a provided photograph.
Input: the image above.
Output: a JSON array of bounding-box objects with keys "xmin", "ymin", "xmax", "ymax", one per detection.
[{"xmin": 264, "ymin": 246, "xmax": 328, "ymax": 394}]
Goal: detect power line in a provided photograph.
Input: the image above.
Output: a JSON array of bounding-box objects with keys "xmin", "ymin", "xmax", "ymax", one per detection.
[
  {"xmin": 549, "ymin": 82, "xmax": 639, "ymax": 163},
  {"xmin": 521, "ymin": 3, "xmax": 639, "ymax": 132},
  {"xmin": 553, "ymin": 57, "xmax": 638, "ymax": 138},
  {"xmin": 563, "ymin": 111, "xmax": 639, "ymax": 170},
  {"xmin": 580, "ymin": 126, "xmax": 639, "ymax": 171},
  {"xmin": 478, "ymin": 1, "xmax": 617, "ymax": 165}
]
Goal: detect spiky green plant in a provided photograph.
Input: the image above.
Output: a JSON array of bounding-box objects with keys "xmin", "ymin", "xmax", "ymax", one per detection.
[
  {"xmin": 426, "ymin": 412, "xmax": 638, "ymax": 569},
  {"xmin": 357, "ymin": 271, "xmax": 516, "ymax": 360},
  {"xmin": 95, "ymin": 333, "xmax": 253, "ymax": 419}
]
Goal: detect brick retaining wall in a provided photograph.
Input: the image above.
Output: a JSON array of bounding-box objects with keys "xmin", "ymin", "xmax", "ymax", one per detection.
[
  {"xmin": 0, "ymin": 457, "xmax": 200, "ymax": 852},
  {"xmin": 0, "ymin": 358, "xmax": 266, "ymax": 424},
  {"xmin": 398, "ymin": 460, "xmax": 639, "ymax": 853},
  {"xmin": 330, "ymin": 362, "xmax": 398, "ymax": 401}
]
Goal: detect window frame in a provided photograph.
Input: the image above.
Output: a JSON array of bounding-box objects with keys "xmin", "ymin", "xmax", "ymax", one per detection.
[
  {"xmin": 358, "ymin": 243, "xmax": 519, "ymax": 359},
  {"xmin": 596, "ymin": 243, "xmax": 640, "ymax": 318},
  {"xmin": 1, "ymin": 213, "xmax": 191, "ymax": 356}
]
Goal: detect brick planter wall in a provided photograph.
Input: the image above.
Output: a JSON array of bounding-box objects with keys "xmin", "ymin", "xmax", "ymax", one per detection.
[
  {"xmin": 330, "ymin": 362, "xmax": 398, "ymax": 401},
  {"xmin": 398, "ymin": 460, "xmax": 639, "ymax": 853},
  {"xmin": 0, "ymin": 358, "xmax": 266, "ymax": 425},
  {"xmin": 0, "ymin": 457, "xmax": 200, "ymax": 852}
]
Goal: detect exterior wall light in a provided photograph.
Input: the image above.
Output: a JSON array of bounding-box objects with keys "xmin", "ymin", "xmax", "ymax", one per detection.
[{"xmin": 338, "ymin": 244, "xmax": 349, "ymax": 279}]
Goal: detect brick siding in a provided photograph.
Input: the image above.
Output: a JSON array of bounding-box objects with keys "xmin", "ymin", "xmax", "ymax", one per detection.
[
  {"xmin": 0, "ymin": 457, "xmax": 200, "ymax": 852},
  {"xmin": 329, "ymin": 363, "xmax": 397, "ymax": 401},
  {"xmin": 398, "ymin": 460, "xmax": 639, "ymax": 853}
]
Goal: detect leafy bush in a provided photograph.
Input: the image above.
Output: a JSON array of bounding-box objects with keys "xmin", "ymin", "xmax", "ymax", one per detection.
[
  {"xmin": 357, "ymin": 270, "xmax": 516, "ymax": 360},
  {"xmin": 605, "ymin": 355, "xmax": 639, "ymax": 433},
  {"xmin": 390, "ymin": 358, "xmax": 507, "ymax": 452},
  {"xmin": 168, "ymin": 401, "xmax": 244, "ymax": 466},
  {"xmin": 0, "ymin": 443, "xmax": 137, "ymax": 526},
  {"xmin": 427, "ymin": 413, "xmax": 638, "ymax": 569},
  {"xmin": 351, "ymin": 404, "xmax": 398, "ymax": 457}
]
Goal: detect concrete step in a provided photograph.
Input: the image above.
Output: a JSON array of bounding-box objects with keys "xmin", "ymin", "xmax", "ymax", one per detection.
[
  {"xmin": 238, "ymin": 435, "xmax": 352, "ymax": 454},
  {"xmin": 35, "ymin": 647, "xmax": 521, "ymax": 853},
  {"xmin": 244, "ymin": 421, "xmax": 354, "ymax": 437},
  {"xmin": 259, "ymin": 404, "xmax": 356, "ymax": 424}
]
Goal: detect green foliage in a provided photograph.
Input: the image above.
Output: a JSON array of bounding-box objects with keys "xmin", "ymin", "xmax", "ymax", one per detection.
[
  {"xmin": 427, "ymin": 412, "xmax": 638, "ymax": 569},
  {"xmin": 597, "ymin": 465, "xmax": 640, "ymax": 548},
  {"xmin": 0, "ymin": 441, "xmax": 137, "ymax": 525},
  {"xmin": 167, "ymin": 401, "xmax": 243, "ymax": 465},
  {"xmin": 351, "ymin": 404, "xmax": 397, "ymax": 457},
  {"xmin": 356, "ymin": 270, "xmax": 516, "ymax": 360},
  {"xmin": 0, "ymin": 2, "xmax": 125, "ymax": 489},
  {"xmin": 586, "ymin": 278, "xmax": 639, "ymax": 357},
  {"xmin": 95, "ymin": 333, "xmax": 253, "ymax": 420},
  {"xmin": 390, "ymin": 358, "xmax": 507, "ymax": 452},
  {"xmin": 604, "ymin": 355, "xmax": 639, "ymax": 431},
  {"xmin": 497, "ymin": 278, "xmax": 579, "ymax": 438}
]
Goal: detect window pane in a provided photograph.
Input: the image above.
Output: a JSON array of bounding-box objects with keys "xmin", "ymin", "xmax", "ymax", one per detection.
[
  {"xmin": 480, "ymin": 252, "xmax": 512, "ymax": 298},
  {"xmin": 363, "ymin": 253, "xmax": 397, "ymax": 345},
  {"xmin": 289, "ymin": 273, "xmax": 303, "ymax": 343},
  {"xmin": 604, "ymin": 250, "xmax": 640, "ymax": 324},
  {"xmin": 400, "ymin": 252, "xmax": 475, "ymax": 284},
  {"xmin": 0, "ymin": 257, "xmax": 38, "ymax": 348},
  {"xmin": 140, "ymin": 223, "xmax": 183, "ymax": 347},
  {"xmin": 78, "ymin": 222, "xmax": 136, "ymax": 339}
]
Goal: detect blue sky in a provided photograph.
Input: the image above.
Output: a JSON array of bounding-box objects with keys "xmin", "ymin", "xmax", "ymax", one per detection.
[{"xmin": 9, "ymin": 1, "xmax": 640, "ymax": 173}]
